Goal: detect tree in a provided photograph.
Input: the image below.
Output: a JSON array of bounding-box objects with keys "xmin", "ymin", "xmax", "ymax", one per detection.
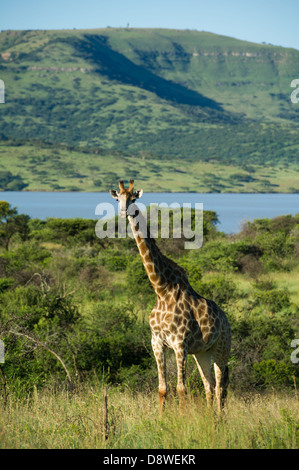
[
  {"xmin": 0, "ymin": 171, "xmax": 28, "ymax": 190},
  {"xmin": 0, "ymin": 201, "xmax": 30, "ymax": 250}
]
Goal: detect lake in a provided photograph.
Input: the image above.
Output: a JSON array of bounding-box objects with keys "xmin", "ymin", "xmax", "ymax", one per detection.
[{"xmin": 1, "ymin": 191, "xmax": 299, "ymax": 234}]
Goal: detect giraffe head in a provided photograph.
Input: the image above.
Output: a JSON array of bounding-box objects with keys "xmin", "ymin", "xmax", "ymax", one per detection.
[{"xmin": 109, "ymin": 179, "xmax": 143, "ymax": 218}]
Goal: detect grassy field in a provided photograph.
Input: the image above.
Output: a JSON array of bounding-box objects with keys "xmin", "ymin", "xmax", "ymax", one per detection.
[
  {"xmin": 1, "ymin": 141, "xmax": 299, "ymax": 192},
  {"xmin": 0, "ymin": 385, "xmax": 298, "ymax": 449}
]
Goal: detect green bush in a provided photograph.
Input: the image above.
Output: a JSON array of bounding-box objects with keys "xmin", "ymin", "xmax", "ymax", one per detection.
[
  {"xmin": 0, "ymin": 171, "xmax": 28, "ymax": 190},
  {"xmin": 0, "ymin": 277, "xmax": 14, "ymax": 292},
  {"xmin": 193, "ymin": 240, "xmax": 237, "ymax": 273},
  {"xmin": 0, "ymin": 283, "xmax": 81, "ymax": 393},
  {"xmin": 100, "ymin": 250, "xmax": 132, "ymax": 272},
  {"xmin": 194, "ymin": 275, "xmax": 237, "ymax": 305},
  {"xmin": 229, "ymin": 315, "xmax": 297, "ymax": 391},
  {"xmin": 126, "ymin": 256, "xmax": 153, "ymax": 297},
  {"xmin": 105, "ymin": 255, "xmax": 128, "ymax": 271},
  {"xmin": 0, "ymin": 201, "xmax": 30, "ymax": 250},
  {"xmin": 238, "ymin": 216, "xmax": 297, "ymax": 272},
  {"xmin": 253, "ymin": 359, "xmax": 295, "ymax": 389},
  {"xmin": 42, "ymin": 218, "xmax": 96, "ymax": 245},
  {"xmin": 253, "ymin": 289, "xmax": 291, "ymax": 313},
  {"xmin": 77, "ymin": 303, "xmax": 152, "ymax": 383},
  {"xmin": 178, "ymin": 257, "xmax": 202, "ymax": 285},
  {"xmin": 0, "ymin": 241, "xmax": 51, "ymax": 279}
]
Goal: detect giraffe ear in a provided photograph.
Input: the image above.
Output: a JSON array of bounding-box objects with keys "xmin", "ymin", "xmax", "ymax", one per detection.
[
  {"xmin": 109, "ymin": 189, "xmax": 119, "ymax": 200},
  {"xmin": 133, "ymin": 189, "xmax": 143, "ymax": 200}
]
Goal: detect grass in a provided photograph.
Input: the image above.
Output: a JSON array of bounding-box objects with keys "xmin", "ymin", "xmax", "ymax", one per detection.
[
  {"xmin": 269, "ymin": 266, "xmax": 299, "ymax": 307},
  {"xmin": 228, "ymin": 267, "xmax": 299, "ymax": 307},
  {"xmin": 0, "ymin": 384, "xmax": 298, "ymax": 449}
]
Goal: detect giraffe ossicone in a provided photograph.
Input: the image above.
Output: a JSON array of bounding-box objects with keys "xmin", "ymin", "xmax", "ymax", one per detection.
[{"xmin": 110, "ymin": 179, "xmax": 231, "ymax": 414}]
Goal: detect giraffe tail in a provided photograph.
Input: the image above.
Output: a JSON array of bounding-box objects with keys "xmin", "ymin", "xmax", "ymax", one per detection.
[
  {"xmin": 221, "ymin": 365, "xmax": 229, "ymax": 402},
  {"xmin": 223, "ymin": 365, "xmax": 229, "ymax": 388}
]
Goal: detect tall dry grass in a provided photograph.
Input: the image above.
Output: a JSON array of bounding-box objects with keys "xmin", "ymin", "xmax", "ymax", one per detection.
[{"xmin": 0, "ymin": 385, "xmax": 298, "ymax": 449}]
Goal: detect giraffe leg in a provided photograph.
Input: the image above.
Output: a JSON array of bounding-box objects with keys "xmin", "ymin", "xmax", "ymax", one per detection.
[
  {"xmin": 213, "ymin": 331, "xmax": 231, "ymax": 415},
  {"xmin": 193, "ymin": 351, "xmax": 215, "ymax": 409},
  {"xmin": 214, "ymin": 362, "xmax": 229, "ymax": 415},
  {"xmin": 151, "ymin": 337, "xmax": 167, "ymax": 415},
  {"xmin": 174, "ymin": 343, "xmax": 187, "ymax": 412}
]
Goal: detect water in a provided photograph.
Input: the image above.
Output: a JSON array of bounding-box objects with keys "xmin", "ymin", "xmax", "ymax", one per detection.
[{"xmin": 1, "ymin": 191, "xmax": 299, "ymax": 234}]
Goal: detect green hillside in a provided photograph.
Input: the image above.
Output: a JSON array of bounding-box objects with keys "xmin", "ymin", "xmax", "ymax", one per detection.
[{"xmin": 0, "ymin": 28, "xmax": 299, "ymax": 191}]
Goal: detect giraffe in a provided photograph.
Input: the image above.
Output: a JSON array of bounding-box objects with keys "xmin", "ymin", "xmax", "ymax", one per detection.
[{"xmin": 109, "ymin": 180, "xmax": 231, "ymax": 414}]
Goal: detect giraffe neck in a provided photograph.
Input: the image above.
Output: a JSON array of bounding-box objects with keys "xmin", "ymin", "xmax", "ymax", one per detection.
[{"xmin": 128, "ymin": 206, "xmax": 188, "ymax": 298}]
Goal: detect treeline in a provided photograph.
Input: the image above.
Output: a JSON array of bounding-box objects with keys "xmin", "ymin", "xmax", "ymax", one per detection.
[
  {"xmin": 0, "ymin": 202, "xmax": 298, "ymax": 398},
  {"xmin": 1, "ymin": 112, "xmax": 298, "ymax": 166}
]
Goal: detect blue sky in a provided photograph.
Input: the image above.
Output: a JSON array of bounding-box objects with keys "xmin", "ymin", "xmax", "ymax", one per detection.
[{"xmin": 1, "ymin": 0, "xmax": 299, "ymax": 50}]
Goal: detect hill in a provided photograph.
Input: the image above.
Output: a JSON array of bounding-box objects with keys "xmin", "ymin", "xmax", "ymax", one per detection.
[{"xmin": 0, "ymin": 28, "xmax": 299, "ymax": 191}]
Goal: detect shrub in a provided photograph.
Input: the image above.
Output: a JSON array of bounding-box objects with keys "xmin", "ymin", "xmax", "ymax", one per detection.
[
  {"xmin": 194, "ymin": 275, "xmax": 237, "ymax": 306},
  {"xmin": 253, "ymin": 360, "xmax": 295, "ymax": 389},
  {"xmin": 0, "ymin": 277, "xmax": 14, "ymax": 292},
  {"xmin": 255, "ymin": 231, "xmax": 293, "ymax": 271},
  {"xmin": 43, "ymin": 218, "xmax": 96, "ymax": 245},
  {"xmin": 178, "ymin": 257, "xmax": 202, "ymax": 285},
  {"xmin": 194, "ymin": 240, "xmax": 237, "ymax": 273},
  {"xmin": 229, "ymin": 315, "xmax": 297, "ymax": 391},
  {"xmin": 102, "ymin": 252, "xmax": 131, "ymax": 272},
  {"xmin": 0, "ymin": 201, "xmax": 30, "ymax": 250},
  {"xmin": 0, "ymin": 283, "xmax": 81, "ymax": 393},
  {"xmin": 253, "ymin": 289, "xmax": 291, "ymax": 313},
  {"xmin": 0, "ymin": 171, "xmax": 28, "ymax": 190},
  {"xmin": 0, "ymin": 242, "xmax": 52, "ymax": 280},
  {"xmin": 237, "ymin": 253, "xmax": 263, "ymax": 277},
  {"xmin": 93, "ymin": 179, "xmax": 102, "ymax": 187},
  {"xmin": 77, "ymin": 303, "xmax": 152, "ymax": 383},
  {"xmin": 126, "ymin": 256, "xmax": 153, "ymax": 297}
]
